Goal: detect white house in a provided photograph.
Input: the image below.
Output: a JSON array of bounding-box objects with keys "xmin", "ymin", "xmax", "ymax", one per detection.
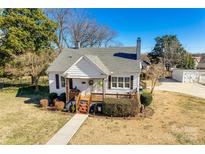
[{"xmin": 46, "ymin": 38, "xmax": 142, "ymax": 98}]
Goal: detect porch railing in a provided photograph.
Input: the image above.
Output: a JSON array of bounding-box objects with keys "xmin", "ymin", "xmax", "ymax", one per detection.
[{"xmin": 91, "ymin": 92, "xmax": 136, "ymax": 102}]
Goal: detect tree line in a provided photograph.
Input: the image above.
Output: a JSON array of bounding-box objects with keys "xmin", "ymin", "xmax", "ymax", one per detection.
[
  {"xmin": 45, "ymin": 9, "xmax": 118, "ymax": 52},
  {"xmin": 0, "ymin": 8, "xmax": 196, "ymax": 91},
  {"xmin": 0, "ymin": 8, "xmax": 118, "ymax": 91}
]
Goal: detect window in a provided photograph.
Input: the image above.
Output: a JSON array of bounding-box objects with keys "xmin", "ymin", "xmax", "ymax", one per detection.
[
  {"xmin": 112, "ymin": 77, "xmax": 117, "ymax": 88},
  {"xmin": 118, "ymin": 77, "xmax": 124, "ymax": 88},
  {"xmin": 61, "ymin": 76, "xmax": 65, "ymax": 87},
  {"xmin": 111, "ymin": 76, "xmax": 131, "ymax": 89},
  {"xmin": 125, "ymin": 77, "xmax": 130, "ymax": 88}
]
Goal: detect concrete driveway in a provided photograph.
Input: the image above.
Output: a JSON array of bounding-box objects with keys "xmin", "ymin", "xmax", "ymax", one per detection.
[{"xmin": 155, "ymin": 78, "xmax": 205, "ymax": 99}]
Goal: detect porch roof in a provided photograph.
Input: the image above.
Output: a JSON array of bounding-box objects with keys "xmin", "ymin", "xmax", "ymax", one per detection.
[
  {"xmin": 84, "ymin": 55, "xmax": 110, "ymax": 75},
  {"xmin": 63, "ymin": 56, "xmax": 108, "ymax": 79}
]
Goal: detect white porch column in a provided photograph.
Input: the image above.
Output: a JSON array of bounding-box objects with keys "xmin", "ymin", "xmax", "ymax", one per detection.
[
  {"xmin": 102, "ymin": 78, "xmax": 106, "ymax": 101},
  {"xmin": 65, "ymin": 78, "xmax": 70, "ymax": 102}
]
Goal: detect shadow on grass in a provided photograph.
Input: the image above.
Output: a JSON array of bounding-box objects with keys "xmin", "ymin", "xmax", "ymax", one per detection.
[
  {"xmin": 16, "ymin": 85, "xmax": 49, "ymax": 105},
  {"xmin": 0, "ymin": 83, "xmax": 31, "ymax": 88}
]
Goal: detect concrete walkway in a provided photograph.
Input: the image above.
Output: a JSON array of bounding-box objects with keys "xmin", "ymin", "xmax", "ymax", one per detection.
[
  {"xmin": 156, "ymin": 79, "xmax": 205, "ymax": 99},
  {"xmin": 46, "ymin": 113, "xmax": 88, "ymax": 145}
]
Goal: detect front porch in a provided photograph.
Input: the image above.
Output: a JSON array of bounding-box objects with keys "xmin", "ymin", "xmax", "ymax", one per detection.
[
  {"xmin": 65, "ymin": 77, "xmax": 137, "ymax": 102},
  {"xmin": 65, "ymin": 77, "xmax": 137, "ymax": 114},
  {"xmin": 65, "ymin": 78, "xmax": 106, "ymax": 102}
]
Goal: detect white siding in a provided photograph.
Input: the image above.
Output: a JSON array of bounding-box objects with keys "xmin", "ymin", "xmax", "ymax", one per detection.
[
  {"xmin": 134, "ymin": 74, "xmax": 140, "ymax": 91},
  {"xmin": 183, "ymin": 71, "xmax": 200, "ymax": 83},
  {"xmin": 48, "ymin": 73, "xmax": 66, "ymax": 95},
  {"xmin": 72, "ymin": 78, "xmax": 92, "ymax": 95},
  {"xmin": 172, "ymin": 69, "xmax": 184, "ymax": 82},
  {"xmin": 48, "ymin": 73, "xmax": 140, "ymax": 95},
  {"xmin": 199, "ymin": 74, "xmax": 205, "ymax": 84},
  {"xmin": 105, "ymin": 73, "xmax": 140, "ymax": 94},
  {"xmin": 64, "ymin": 57, "xmax": 105, "ymax": 78}
]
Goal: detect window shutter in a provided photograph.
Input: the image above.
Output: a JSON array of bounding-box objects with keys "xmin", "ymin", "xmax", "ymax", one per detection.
[
  {"xmin": 108, "ymin": 75, "xmax": 111, "ymax": 89},
  {"xmin": 130, "ymin": 75, "xmax": 133, "ymax": 89},
  {"xmin": 55, "ymin": 74, "xmax": 59, "ymax": 89},
  {"xmin": 69, "ymin": 78, "xmax": 73, "ymax": 89}
]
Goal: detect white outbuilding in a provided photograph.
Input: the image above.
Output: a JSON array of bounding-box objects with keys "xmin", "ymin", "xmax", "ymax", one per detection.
[{"xmin": 172, "ymin": 69, "xmax": 201, "ymax": 83}]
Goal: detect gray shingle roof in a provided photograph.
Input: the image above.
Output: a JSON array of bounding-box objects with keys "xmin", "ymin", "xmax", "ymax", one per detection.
[{"xmin": 46, "ymin": 47, "xmax": 141, "ymax": 74}]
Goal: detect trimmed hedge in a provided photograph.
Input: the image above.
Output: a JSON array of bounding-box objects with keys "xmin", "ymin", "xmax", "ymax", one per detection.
[
  {"xmin": 102, "ymin": 98, "xmax": 133, "ymax": 117},
  {"xmin": 58, "ymin": 92, "xmax": 66, "ymax": 103},
  {"xmin": 140, "ymin": 92, "xmax": 153, "ymax": 107}
]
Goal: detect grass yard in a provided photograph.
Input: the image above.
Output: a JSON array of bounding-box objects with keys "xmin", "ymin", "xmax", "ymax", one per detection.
[
  {"xmin": 0, "ymin": 88, "xmax": 71, "ymax": 144},
  {"xmin": 70, "ymin": 91, "xmax": 205, "ymax": 144}
]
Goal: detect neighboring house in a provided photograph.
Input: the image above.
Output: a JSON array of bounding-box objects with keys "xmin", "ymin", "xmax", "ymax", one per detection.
[
  {"xmin": 193, "ymin": 56, "xmax": 202, "ymax": 69},
  {"xmin": 46, "ymin": 38, "xmax": 142, "ymax": 97},
  {"xmin": 197, "ymin": 58, "xmax": 205, "ymax": 70}
]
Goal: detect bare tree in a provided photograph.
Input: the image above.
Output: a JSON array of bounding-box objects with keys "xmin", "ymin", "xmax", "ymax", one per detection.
[
  {"xmin": 145, "ymin": 63, "xmax": 165, "ymax": 94},
  {"xmin": 45, "ymin": 9, "xmax": 71, "ymax": 52},
  {"xmin": 67, "ymin": 10, "xmax": 117, "ymax": 48},
  {"xmin": 5, "ymin": 50, "xmax": 56, "ymax": 91},
  {"xmin": 45, "ymin": 9, "xmax": 117, "ymax": 49}
]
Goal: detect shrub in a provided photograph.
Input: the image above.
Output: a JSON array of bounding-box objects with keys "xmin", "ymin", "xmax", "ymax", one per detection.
[
  {"xmin": 140, "ymin": 92, "xmax": 153, "ymax": 108},
  {"xmin": 102, "ymin": 98, "xmax": 133, "ymax": 117},
  {"xmin": 54, "ymin": 100, "xmax": 65, "ymax": 110},
  {"xmin": 40, "ymin": 99, "xmax": 48, "ymax": 107},
  {"xmin": 48, "ymin": 92, "xmax": 58, "ymax": 105},
  {"xmin": 58, "ymin": 92, "xmax": 66, "ymax": 103}
]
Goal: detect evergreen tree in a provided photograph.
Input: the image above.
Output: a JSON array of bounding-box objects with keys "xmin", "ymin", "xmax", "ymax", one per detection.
[
  {"xmin": 148, "ymin": 35, "xmax": 187, "ymax": 68},
  {"xmin": 177, "ymin": 53, "xmax": 195, "ymax": 69},
  {"xmin": 0, "ymin": 9, "xmax": 58, "ymax": 74}
]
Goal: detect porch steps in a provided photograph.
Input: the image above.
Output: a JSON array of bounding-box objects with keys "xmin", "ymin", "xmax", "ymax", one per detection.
[
  {"xmin": 78, "ymin": 103, "xmax": 88, "ymax": 113},
  {"xmin": 76, "ymin": 94, "xmax": 92, "ymax": 114}
]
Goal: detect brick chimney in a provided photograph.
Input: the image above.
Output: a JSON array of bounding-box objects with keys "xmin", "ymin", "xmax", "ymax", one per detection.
[{"xmin": 136, "ymin": 37, "xmax": 141, "ymax": 60}]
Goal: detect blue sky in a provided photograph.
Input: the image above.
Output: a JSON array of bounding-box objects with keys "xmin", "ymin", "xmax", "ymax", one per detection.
[{"xmin": 85, "ymin": 8, "xmax": 205, "ymax": 53}]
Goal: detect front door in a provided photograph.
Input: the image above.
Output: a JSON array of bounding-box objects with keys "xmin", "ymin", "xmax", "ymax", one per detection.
[
  {"xmin": 79, "ymin": 79, "xmax": 89, "ymax": 92},
  {"xmin": 74, "ymin": 79, "xmax": 91, "ymax": 95}
]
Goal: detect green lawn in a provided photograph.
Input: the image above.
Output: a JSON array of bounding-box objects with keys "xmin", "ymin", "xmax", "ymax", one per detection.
[{"xmin": 0, "ymin": 87, "xmax": 71, "ymax": 144}]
